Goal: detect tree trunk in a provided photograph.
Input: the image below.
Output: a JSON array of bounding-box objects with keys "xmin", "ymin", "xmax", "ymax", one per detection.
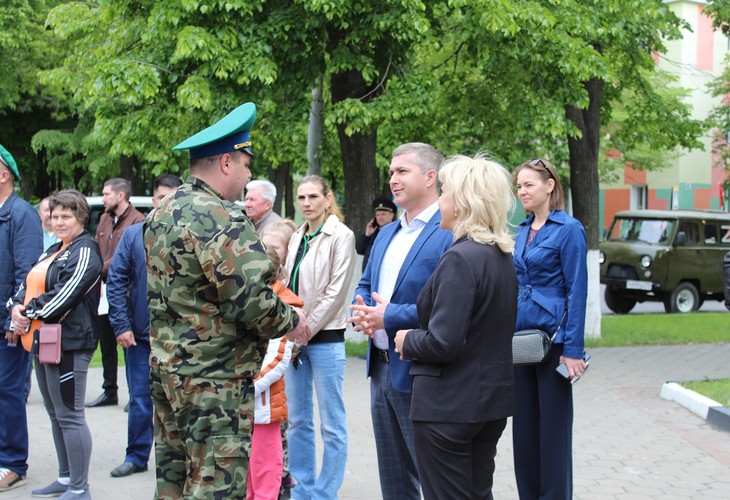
[
  {"xmin": 307, "ymin": 74, "xmax": 324, "ymax": 176},
  {"xmin": 330, "ymin": 69, "xmax": 379, "ymax": 233},
  {"xmin": 267, "ymin": 162, "xmax": 292, "ymax": 218},
  {"xmin": 565, "ymin": 76, "xmax": 604, "ymax": 339},
  {"xmin": 120, "ymin": 155, "xmax": 141, "ymax": 194}
]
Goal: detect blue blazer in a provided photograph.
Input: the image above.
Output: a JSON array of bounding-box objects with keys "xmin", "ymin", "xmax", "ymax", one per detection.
[
  {"xmin": 353, "ymin": 210, "xmax": 452, "ymax": 393},
  {"xmin": 107, "ymin": 223, "xmax": 150, "ymax": 342},
  {"xmin": 513, "ymin": 210, "xmax": 587, "ymax": 359},
  {"xmin": 0, "ymin": 191, "xmax": 43, "ymax": 332}
]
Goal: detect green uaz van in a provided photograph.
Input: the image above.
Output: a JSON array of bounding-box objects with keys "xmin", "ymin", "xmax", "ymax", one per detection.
[{"xmin": 600, "ymin": 209, "xmax": 730, "ymax": 313}]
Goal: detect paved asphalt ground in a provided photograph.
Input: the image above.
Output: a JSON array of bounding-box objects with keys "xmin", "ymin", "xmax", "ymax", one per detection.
[{"xmin": 4, "ymin": 342, "xmax": 729, "ymax": 499}]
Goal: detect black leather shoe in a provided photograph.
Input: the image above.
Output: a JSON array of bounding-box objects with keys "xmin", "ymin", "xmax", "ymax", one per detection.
[
  {"xmin": 110, "ymin": 462, "xmax": 147, "ymax": 478},
  {"xmin": 85, "ymin": 393, "xmax": 118, "ymax": 408}
]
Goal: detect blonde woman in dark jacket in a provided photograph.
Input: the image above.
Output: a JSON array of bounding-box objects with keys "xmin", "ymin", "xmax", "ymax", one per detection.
[
  {"xmin": 11, "ymin": 190, "xmax": 102, "ymax": 500},
  {"xmin": 394, "ymin": 154, "xmax": 517, "ymax": 500}
]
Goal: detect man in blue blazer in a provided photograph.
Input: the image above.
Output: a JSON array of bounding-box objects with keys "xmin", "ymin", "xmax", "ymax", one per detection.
[
  {"xmin": 106, "ymin": 174, "xmax": 182, "ymax": 479},
  {"xmin": 351, "ymin": 142, "xmax": 452, "ymax": 500}
]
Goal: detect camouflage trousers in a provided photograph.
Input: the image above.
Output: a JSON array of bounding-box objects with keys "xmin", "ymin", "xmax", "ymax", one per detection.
[{"xmin": 150, "ymin": 368, "xmax": 254, "ymax": 499}]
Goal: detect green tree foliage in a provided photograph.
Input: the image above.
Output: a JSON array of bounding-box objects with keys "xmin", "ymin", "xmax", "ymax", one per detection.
[
  {"xmin": 37, "ymin": 0, "xmax": 323, "ymax": 194},
  {"xmin": 0, "ymin": 0, "xmax": 69, "ymax": 199},
  {"xmin": 8, "ymin": 0, "xmax": 704, "ymax": 233},
  {"xmin": 705, "ymin": 0, "xmax": 730, "ymax": 37},
  {"xmin": 36, "ymin": 0, "xmax": 447, "ymax": 231}
]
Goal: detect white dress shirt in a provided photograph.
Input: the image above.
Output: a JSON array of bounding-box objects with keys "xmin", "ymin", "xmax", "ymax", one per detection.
[{"xmin": 372, "ymin": 202, "xmax": 439, "ymax": 350}]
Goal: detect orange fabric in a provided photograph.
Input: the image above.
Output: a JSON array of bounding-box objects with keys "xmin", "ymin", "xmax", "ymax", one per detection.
[
  {"xmin": 254, "ymin": 280, "xmax": 302, "ymax": 422},
  {"xmin": 20, "ymin": 247, "xmax": 65, "ymax": 351},
  {"xmin": 256, "ymin": 339, "xmax": 290, "ymax": 422},
  {"xmin": 271, "ymin": 280, "xmax": 304, "ymax": 307}
]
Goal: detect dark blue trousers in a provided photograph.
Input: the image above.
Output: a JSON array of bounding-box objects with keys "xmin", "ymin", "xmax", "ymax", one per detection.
[
  {"xmin": 370, "ymin": 355, "xmax": 421, "ymax": 500},
  {"xmin": 513, "ymin": 344, "xmax": 573, "ymax": 500},
  {"xmin": 123, "ymin": 340, "xmax": 153, "ymax": 468},
  {"xmin": 0, "ymin": 339, "xmax": 30, "ymax": 476}
]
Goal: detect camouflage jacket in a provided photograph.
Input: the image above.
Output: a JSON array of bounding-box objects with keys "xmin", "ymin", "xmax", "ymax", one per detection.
[{"xmin": 144, "ymin": 176, "xmax": 297, "ymax": 379}]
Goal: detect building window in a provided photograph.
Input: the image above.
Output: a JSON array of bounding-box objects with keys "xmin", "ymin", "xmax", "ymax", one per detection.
[
  {"xmin": 630, "ymin": 185, "xmax": 648, "ymax": 210},
  {"xmin": 704, "ymin": 223, "xmax": 719, "ymax": 244}
]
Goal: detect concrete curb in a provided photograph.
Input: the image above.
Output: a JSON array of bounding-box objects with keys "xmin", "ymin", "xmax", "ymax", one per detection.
[{"xmin": 660, "ymin": 382, "xmax": 730, "ymax": 432}]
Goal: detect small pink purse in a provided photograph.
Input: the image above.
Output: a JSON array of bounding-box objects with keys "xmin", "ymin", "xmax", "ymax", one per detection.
[{"xmin": 38, "ymin": 324, "xmax": 62, "ymax": 365}]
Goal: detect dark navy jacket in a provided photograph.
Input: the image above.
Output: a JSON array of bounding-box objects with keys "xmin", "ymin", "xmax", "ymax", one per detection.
[
  {"xmin": 1, "ymin": 191, "xmax": 43, "ymax": 332},
  {"xmin": 107, "ymin": 222, "xmax": 149, "ymax": 342}
]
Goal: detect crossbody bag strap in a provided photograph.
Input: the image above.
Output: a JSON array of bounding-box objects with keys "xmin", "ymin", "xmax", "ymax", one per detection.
[{"xmin": 549, "ymin": 307, "xmax": 569, "ymax": 342}]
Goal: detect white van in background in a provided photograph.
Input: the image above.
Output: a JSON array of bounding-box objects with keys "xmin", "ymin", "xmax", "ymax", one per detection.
[{"xmin": 85, "ymin": 195, "xmax": 154, "ymax": 235}]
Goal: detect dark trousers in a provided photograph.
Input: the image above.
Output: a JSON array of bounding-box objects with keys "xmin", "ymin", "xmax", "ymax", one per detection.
[
  {"xmin": 97, "ymin": 314, "xmax": 118, "ymax": 395},
  {"xmin": 413, "ymin": 418, "xmax": 507, "ymax": 500},
  {"xmin": 513, "ymin": 344, "xmax": 573, "ymax": 500},
  {"xmin": 0, "ymin": 339, "xmax": 30, "ymax": 476},
  {"xmin": 24, "ymin": 355, "xmax": 33, "ymax": 401},
  {"xmin": 369, "ymin": 355, "xmax": 420, "ymax": 500},
  {"xmin": 124, "ymin": 340, "xmax": 153, "ymax": 467},
  {"xmin": 35, "ymin": 349, "xmax": 94, "ymax": 491}
]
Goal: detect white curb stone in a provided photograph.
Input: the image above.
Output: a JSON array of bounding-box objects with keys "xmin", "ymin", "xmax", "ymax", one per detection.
[{"xmin": 660, "ymin": 382, "xmax": 722, "ymax": 419}]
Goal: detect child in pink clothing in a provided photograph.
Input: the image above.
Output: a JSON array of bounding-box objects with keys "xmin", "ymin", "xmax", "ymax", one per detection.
[{"xmin": 247, "ymin": 222, "xmax": 302, "ymax": 500}]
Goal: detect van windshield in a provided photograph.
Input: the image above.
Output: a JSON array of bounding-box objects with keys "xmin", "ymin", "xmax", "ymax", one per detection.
[{"xmin": 607, "ymin": 217, "xmax": 675, "ymax": 244}]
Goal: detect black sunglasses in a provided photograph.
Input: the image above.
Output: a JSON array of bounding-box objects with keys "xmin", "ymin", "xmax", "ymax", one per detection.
[{"xmin": 528, "ymin": 158, "xmax": 555, "ymax": 180}]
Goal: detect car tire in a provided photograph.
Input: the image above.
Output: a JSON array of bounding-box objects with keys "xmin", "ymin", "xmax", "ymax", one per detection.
[
  {"xmin": 604, "ymin": 287, "xmax": 636, "ymax": 314},
  {"xmin": 664, "ymin": 282, "xmax": 700, "ymax": 313}
]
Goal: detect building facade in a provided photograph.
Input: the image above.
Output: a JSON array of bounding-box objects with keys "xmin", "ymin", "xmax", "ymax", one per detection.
[{"xmin": 600, "ymin": 0, "xmax": 729, "ymax": 232}]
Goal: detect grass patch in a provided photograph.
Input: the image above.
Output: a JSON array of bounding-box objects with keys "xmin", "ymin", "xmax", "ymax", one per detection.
[
  {"xmin": 681, "ymin": 378, "xmax": 730, "ymax": 407},
  {"xmin": 586, "ymin": 312, "xmax": 730, "ymax": 347},
  {"xmin": 89, "ymin": 344, "xmax": 124, "ymax": 369},
  {"xmin": 345, "ymin": 340, "xmax": 368, "ymax": 358}
]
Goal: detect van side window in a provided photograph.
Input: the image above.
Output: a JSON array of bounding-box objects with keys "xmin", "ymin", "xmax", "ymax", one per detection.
[
  {"xmin": 704, "ymin": 223, "xmax": 718, "ymax": 244},
  {"xmin": 677, "ymin": 222, "xmax": 699, "ymax": 244},
  {"xmin": 722, "ymin": 224, "xmax": 730, "ymax": 244}
]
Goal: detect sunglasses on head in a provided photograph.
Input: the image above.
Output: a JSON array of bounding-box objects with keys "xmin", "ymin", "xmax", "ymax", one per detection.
[{"xmin": 528, "ymin": 158, "xmax": 554, "ymax": 180}]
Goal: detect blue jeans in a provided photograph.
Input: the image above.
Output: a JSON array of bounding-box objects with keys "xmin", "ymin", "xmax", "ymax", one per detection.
[
  {"xmin": 285, "ymin": 342, "xmax": 347, "ymax": 500},
  {"xmin": 0, "ymin": 338, "xmax": 30, "ymax": 476},
  {"xmin": 124, "ymin": 340, "xmax": 153, "ymax": 468}
]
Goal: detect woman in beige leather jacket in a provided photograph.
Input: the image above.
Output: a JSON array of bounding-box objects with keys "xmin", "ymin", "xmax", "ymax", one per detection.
[{"xmin": 284, "ymin": 175, "xmax": 356, "ymax": 499}]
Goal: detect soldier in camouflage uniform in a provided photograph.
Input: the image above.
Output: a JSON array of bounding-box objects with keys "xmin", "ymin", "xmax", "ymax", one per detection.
[{"xmin": 144, "ymin": 103, "xmax": 310, "ymax": 499}]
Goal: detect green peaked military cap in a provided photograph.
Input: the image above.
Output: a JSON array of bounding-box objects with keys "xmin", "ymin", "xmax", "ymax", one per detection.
[
  {"xmin": 0, "ymin": 144, "xmax": 21, "ymax": 181},
  {"xmin": 172, "ymin": 102, "xmax": 256, "ymax": 160}
]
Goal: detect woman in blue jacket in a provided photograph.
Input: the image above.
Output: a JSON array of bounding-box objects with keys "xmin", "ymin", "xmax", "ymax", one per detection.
[{"xmin": 512, "ymin": 158, "xmax": 588, "ymax": 499}]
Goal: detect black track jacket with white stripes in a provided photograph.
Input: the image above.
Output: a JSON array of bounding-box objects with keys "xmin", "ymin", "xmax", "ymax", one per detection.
[{"xmin": 13, "ymin": 231, "xmax": 102, "ymax": 351}]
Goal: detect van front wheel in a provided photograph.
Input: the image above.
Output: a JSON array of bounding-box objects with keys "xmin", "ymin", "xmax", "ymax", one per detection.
[
  {"xmin": 605, "ymin": 288, "xmax": 636, "ymax": 314},
  {"xmin": 664, "ymin": 283, "xmax": 700, "ymax": 313}
]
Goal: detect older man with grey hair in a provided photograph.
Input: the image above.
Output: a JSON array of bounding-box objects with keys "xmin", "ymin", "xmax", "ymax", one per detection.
[{"xmin": 244, "ymin": 179, "xmax": 282, "ymax": 234}]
